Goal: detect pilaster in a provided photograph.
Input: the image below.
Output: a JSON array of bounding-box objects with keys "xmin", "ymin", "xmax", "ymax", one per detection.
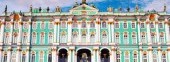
[
  {"xmin": 157, "ymin": 47, "xmax": 162, "ymax": 62},
  {"xmin": 53, "ymin": 16, "xmax": 61, "ymax": 45},
  {"xmin": 27, "ymin": 17, "xmax": 31, "ymax": 45},
  {"xmin": 52, "ymin": 47, "xmax": 57, "ymax": 62},
  {"xmin": 25, "ymin": 47, "xmax": 30, "ymax": 62},
  {"xmin": 9, "ymin": 18, "xmax": 14, "ymax": 45},
  {"xmin": 146, "ymin": 18, "xmax": 151, "ymax": 45},
  {"xmin": 110, "ymin": 46, "xmax": 116, "ymax": 62},
  {"xmin": 167, "ymin": 47, "xmax": 170, "ymax": 62},
  {"xmin": 137, "ymin": 16, "xmax": 141, "ymax": 45},
  {"xmin": 67, "ymin": 16, "xmax": 73, "ymax": 45},
  {"xmin": 17, "ymin": 17, "xmax": 22, "ymax": 45},
  {"xmin": 95, "ymin": 16, "xmax": 101, "ymax": 45},
  {"xmin": 16, "ymin": 47, "xmax": 21, "ymax": 62},
  {"xmin": 69, "ymin": 46, "xmax": 75, "ymax": 62},
  {"xmin": 0, "ymin": 18, "xmax": 5, "ymax": 45},
  {"xmin": 148, "ymin": 46, "xmax": 153, "ymax": 62},
  {"xmin": 164, "ymin": 17, "xmax": 170, "ymax": 45},
  {"xmin": 7, "ymin": 47, "xmax": 12, "ymax": 62},
  {"xmin": 0, "ymin": 47, "xmax": 2, "ymax": 62}
]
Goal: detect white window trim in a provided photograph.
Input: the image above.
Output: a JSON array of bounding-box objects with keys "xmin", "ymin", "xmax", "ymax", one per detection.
[
  {"xmin": 123, "ymin": 32, "xmax": 129, "ymax": 44},
  {"xmin": 124, "ymin": 51, "xmax": 130, "ymax": 62},
  {"xmin": 116, "ymin": 51, "xmax": 121, "ymax": 62},
  {"xmin": 48, "ymin": 32, "xmax": 53, "ymax": 44},
  {"xmin": 32, "ymin": 22, "xmax": 37, "ymax": 29},
  {"xmin": 140, "ymin": 22, "xmax": 145, "ymax": 29},
  {"xmin": 158, "ymin": 22, "xmax": 164, "ymax": 29},
  {"xmin": 115, "ymin": 32, "xmax": 120, "ymax": 44},
  {"xmin": 48, "ymin": 22, "xmax": 54, "ymax": 29},
  {"xmin": 131, "ymin": 22, "xmax": 136, "ymax": 29},
  {"xmin": 150, "ymin": 22, "xmax": 155, "ymax": 29},
  {"xmin": 40, "ymin": 32, "xmax": 45, "ymax": 45},
  {"xmin": 39, "ymin": 51, "xmax": 44, "ymax": 62},
  {"xmin": 32, "ymin": 32, "xmax": 37, "ymax": 44},
  {"xmin": 40, "ymin": 22, "xmax": 46, "ymax": 29},
  {"xmin": 31, "ymin": 52, "xmax": 36, "ymax": 62},
  {"xmin": 132, "ymin": 32, "xmax": 137, "ymax": 44},
  {"xmin": 114, "ymin": 22, "xmax": 120, "ymax": 29},
  {"xmin": 133, "ymin": 51, "xmax": 138, "ymax": 62},
  {"xmin": 123, "ymin": 22, "xmax": 128, "ymax": 29}
]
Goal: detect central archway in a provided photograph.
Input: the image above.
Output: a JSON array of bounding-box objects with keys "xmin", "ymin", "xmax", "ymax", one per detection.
[
  {"xmin": 101, "ymin": 49, "xmax": 110, "ymax": 62},
  {"xmin": 58, "ymin": 49, "xmax": 68, "ymax": 62},
  {"xmin": 77, "ymin": 49, "xmax": 91, "ymax": 62}
]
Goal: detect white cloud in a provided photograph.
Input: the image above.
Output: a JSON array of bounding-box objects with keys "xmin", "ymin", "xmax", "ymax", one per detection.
[
  {"xmin": 133, "ymin": 0, "xmax": 170, "ymax": 12},
  {"xmin": 0, "ymin": 0, "xmax": 104, "ymax": 14}
]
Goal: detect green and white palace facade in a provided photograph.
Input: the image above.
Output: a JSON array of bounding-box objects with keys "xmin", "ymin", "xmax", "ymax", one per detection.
[{"xmin": 0, "ymin": 0, "xmax": 170, "ymax": 62}]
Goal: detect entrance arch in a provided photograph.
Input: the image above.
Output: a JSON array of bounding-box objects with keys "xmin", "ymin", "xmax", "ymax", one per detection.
[
  {"xmin": 101, "ymin": 49, "xmax": 110, "ymax": 62},
  {"xmin": 58, "ymin": 49, "xmax": 68, "ymax": 62},
  {"xmin": 77, "ymin": 49, "xmax": 91, "ymax": 62}
]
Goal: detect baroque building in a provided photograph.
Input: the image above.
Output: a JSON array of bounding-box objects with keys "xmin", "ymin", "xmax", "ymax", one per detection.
[{"xmin": 0, "ymin": 0, "xmax": 170, "ymax": 62}]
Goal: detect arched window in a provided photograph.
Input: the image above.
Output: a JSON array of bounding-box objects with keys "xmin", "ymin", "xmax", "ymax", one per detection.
[
  {"xmin": 102, "ymin": 31, "xmax": 107, "ymax": 43},
  {"xmin": 162, "ymin": 52, "xmax": 167, "ymax": 62},
  {"xmin": 90, "ymin": 31, "xmax": 95, "ymax": 43},
  {"xmin": 31, "ymin": 52, "xmax": 35, "ymax": 62},
  {"xmin": 49, "ymin": 21, "xmax": 53, "ymax": 29},
  {"xmin": 151, "ymin": 33, "xmax": 156, "ymax": 44},
  {"xmin": 143, "ymin": 52, "xmax": 147, "ymax": 62},
  {"xmin": 82, "ymin": 21, "xmax": 86, "ymax": 28},
  {"xmin": 41, "ymin": 21, "xmax": 45, "ymax": 29},
  {"xmin": 48, "ymin": 53, "xmax": 52, "ymax": 62},
  {"xmin": 124, "ymin": 32, "xmax": 128, "ymax": 44},
  {"xmin": 4, "ymin": 32, "xmax": 9, "ymax": 45},
  {"xmin": 72, "ymin": 21, "xmax": 78, "ymax": 28},
  {"xmin": 14, "ymin": 21, "xmax": 18, "ymax": 29},
  {"xmin": 132, "ymin": 32, "xmax": 137, "ymax": 44},
  {"xmin": 3, "ymin": 53, "xmax": 7, "ymax": 62},
  {"xmin": 72, "ymin": 31, "xmax": 78, "ymax": 42},
  {"xmin": 61, "ymin": 21, "xmax": 66, "ymax": 28},
  {"xmin": 150, "ymin": 22, "xmax": 154, "ymax": 28},
  {"xmin": 39, "ymin": 51, "xmax": 44, "ymax": 62},
  {"xmin": 22, "ymin": 53, "xmax": 26, "ymax": 62},
  {"xmin": 133, "ymin": 51, "xmax": 137, "ymax": 62},
  {"xmin": 124, "ymin": 22, "xmax": 127, "ymax": 28},
  {"xmin": 116, "ymin": 51, "xmax": 120, "ymax": 62},
  {"xmin": 160, "ymin": 32, "xmax": 165, "ymax": 44},
  {"xmin": 115, "ymin": 33, "xmax": 119, "ymax": 44},
  {"xmin": 60, "ymin": 31, "xmax": 67, "ymax": 43},
  {"xmin": 125, "ymin": 51, "xmax": 130, "ymax": 62},
  {"xmin": 22, "ymin": 32, "xmax": 28, "ymax": 45},
  {"xmin": 13, "ymin": 32, "xmax": 18, "ymax": 44},
  {"xmin": 90, "ymin": 21, "xmax": 95, "ymax": 28},
  {"xmin": 48, "ymin": 32, "xmax": 53, "ymax": 44},
  {"xmin": 102, "ymin": 21, "xmax": 106, "ymax": 28},
  {"xmin": 32, "ymin": 32, "xmax": 37, "ymax": 44},
  {"xmin": 32, "ymin": 21, "xmax": 37, "ymax": 29},
  {"xmin": 5, "ymin": 22, "xmax": 11, "ymax": 29},
  {"xmin": 11, "ymin": 52, "xmax": 16, "ymax": 62},
  {"xmin": 23, "ymin": 22, "xmax": 29, "ymax": 29},
  {"xmin": 141, "ymin": 32, "xmax": 146, "ymax": 44},
  {"xmin": 153, "ymin": 51, "xmax": 157, "ymax": 62},
  {"xmin": 40, "ymin": 32, "xmax": 45, "ymax": 44},
  {"xmin": 81, "ymin": 30, "xmax": 86, "ymax": 42},
  {"xmin": 115, "ymin": 22, "xmax": 119, "ymax": 28}
]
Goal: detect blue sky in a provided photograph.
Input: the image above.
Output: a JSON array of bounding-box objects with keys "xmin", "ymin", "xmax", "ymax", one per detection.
[{"xmin": 0, "ymin": 0, "xmax": 169, "ymax": 14}]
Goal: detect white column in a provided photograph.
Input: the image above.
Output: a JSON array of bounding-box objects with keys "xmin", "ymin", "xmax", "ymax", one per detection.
[
  {"xmin": 16, "ymin": 47, "xmax": 21, "ymax": 62},
  {"xmin": 0, "ymin": 18, "xmax": 5, "ymax": 45},
  {"xmin": 87, "ymin": 22, "xmax": 90, "ymax": 43},
  {"xmin": 157, "ymin": 49, "xmax": 162, "ymax": 62},
  {"xmin": 27, "ymin": 18, "xmax": 31, "ymax": 45},
  {"xmin": 92, "ymin": 49, "xmax": 95, "ymax": 62},
  {"xmin": 97, "ymin": 49, "xmax": 100, "ymax": 62},
  {"xmin": 78, "ymin": 22, "xmax": 81, "ymax": 42},
  {"xmin": 95, "ymin": 17, "xmax": 100, "ymax": 44},
  {"xmin": 67, "ymin": 17, "xmax": 72, "ymax": 44},
  {"xmin": 68, "ymin": 49, "xmax": 71, "ymax": 62},
  {"xmin": 18, "ymin": 19, "xmax": 22, "ymax": 45},
  {"xmin": 111, "ymin": 21, "xmax": 114, "ymax": 44},
  {"xmin": 0, "ymin": 48, "xmax": 2, "ymax": 62},
  {"xmin": 52, "ymin": 48, "xmax": 57, "ymax": 62},
  {"xmin": 168, "ymin": 49, "xmax": 170, "ymax": 62},
  {"xmin": 137, "ymin": 17, "xmax": 141, "ymax": 44},
  {"xmin": 110, "ymin": 47, "xmax": 116, "ymax": 62},
  {"xmin": 54, "ymin": 17, "xmax": 60, "ymax": 44},
  {"xmin": 74, "ymin": 51, "xmax": 77, "ymax": 62},
  {"xmin": 54, "ymin": 21, "xmax": 57, "ymax": 44},
  {"xmin": 7, "ymin": 48, "xmax": 11, "ymax": 62},
  {"xmin": 155, "ymin": 21, "xmax": 159, "ymax": 44},
  {"xmin": 108, "ymin": 22, "xmax": 111, "ymax": 43},
  {"xmin": 25, "ymin": 47, "xmax": 29, "ymax": 62},
  {"xmin": 9, "ymin": 19, "xmax": 14, "ymax": 45},
  {"xmin": 165, "ymin": 18, "xmax": 170, "ymax": 44},
  {"xmin": 57, "ymin": 21, "xmax": 60, "ymax": 44},
  {"xmin": 139, "ymin": 49, "xmax": 143, "ymax": 62},
  {"xmin": 72, "ymin": 50, "xmax": 75, "ymax": 62},
  {"xmin": 146, "ymin": 19, "xmax": 151, "ymax": 45},
  {"xmin": 148, "ymin": 48, "xmax": 153, "ymax": 62}
]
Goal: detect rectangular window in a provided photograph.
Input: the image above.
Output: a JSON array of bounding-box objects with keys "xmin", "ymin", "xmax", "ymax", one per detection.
[
  {"xmin": 141, "ymin": 34, "xmax": 146, "ymax": 44},
  {"xmin": 102, "ymin": 21, "xmax": 106, "ymax": 28},
  {"xmin": 125, "ymin": 53, "xmax": 129, "ymax": 62},
  {"xmin": 72, "ymin": 22, "xmax": 78, "ymax": 28},
  {"xmin": 40, "ymin": 32, "xmax": 45, "ymax": 45},
  {"xmin": 115, "ymin": 33, "xmax": 119, "ymax": 44},
  {"xmin": 90, "ymin": 22, "xmax": 95, "ymax": 28},
  {"xmin": 41, "ymin": 22, "xmax": 45, "ymax": 29},
  {"xmin": 48, "ymin": 22, "xmax": 53, "ymax": 29},
  {"xmin": 151, "ymin": 34, "xmax": 156, "ymax": 44},
  {"xmin": 160, "ymin": 35, "xmax": 165, "ymax": 44},
  {"xmin": 115, "ymin": 22, "xmax": 119, "ymax": 28},
  {"xmin": 23, "ymin": 22, "xmax": 29, "ymax": 29},
  {"xmin": 124, "ymin": 34, "xmax": 128, "ymax": 44},
  {"xmin": 150, "ymin": 22, "xmax": 154, "ymax": 28},
  {"xmin": 31, "ymin": 54, "xmax": 35, "ymax": 62},
  {"xmin": 11, "ymin": 53, "xmax": 16, "ymax": 62},
  {"xmin": 116, "ymin": 53, "xmax": 120, "ymax": 62},
  {"xmin": 48, "ymin": 32, "xmax": 53, "ymax": 44},
  {"xmin": 132, "ymin": 34, "xmax": 137, "ymax": 44},
  {"xmin": 133, "ymin": 54, "xmax": 137, "ymax": 62},
  {"xmin": 48, "ymin": 54, "xmax": 52, "ymax": 62},
  {"xmin": 140, "ymin": 23, "xmax": 145, "ymax": 28},
  {"xmin": 22, "ymin": 54, "xmax": 26, "ymax": 62},
  {"xmin": 32, "ymin": 32, "xmax": 36, "ymax": 44},
  {"xmin": 3, "ymin": 54, "xmax": 7, "ymax": 62},
  {"xmin": 153, "ymin": 54, "xmax": 157, "ymax": 62},
  {"xmin": 143, "ymin": 54, "xmax": 147, "ymax": 62},
  {"xmin": 159, "ymin": 23, "xmax": 163, "ymax": 28},
  {"xmin": 162, "ymin": 54, "xmax": 166, "ymax": 62},
  {"xmin": 14, "ymin": 22, "xmax": 19, "ymax": 29},
  {"xmin": 32, "ymin": 22, "xmax": 37, "ymax": 29},
  {"xmin": 132, "ymin": 23, "xmax": 136, "ymax": 28},
  {"xmin": 82, "ymin": 21, "xmax": 86, "ymax": 28},
  {"xmin": 124, "ymin": 22, "xmax": 127, "ymax": 28},
  {"xmin": 5, "ymin": 22, "xmax": 11, "ymax": 29},
  {"xmin": 39, "ymin": 53, "xmax": 44, "ymax": 62}
]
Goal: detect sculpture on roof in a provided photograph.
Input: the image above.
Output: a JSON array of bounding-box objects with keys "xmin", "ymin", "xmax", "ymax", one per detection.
[{"xmin": 56, "ymin": 6, "xmax": 61, "ymax": 12}]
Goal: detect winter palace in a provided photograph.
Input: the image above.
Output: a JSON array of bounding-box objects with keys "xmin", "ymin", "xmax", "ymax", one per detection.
[{"xmin": 0, "ymin": 0, "xmax": 170, "ymax": 62}]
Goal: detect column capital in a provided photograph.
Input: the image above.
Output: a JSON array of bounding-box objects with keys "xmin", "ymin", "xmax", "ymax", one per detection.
[{"xmin": 7, "ymin": 47, "xmax": 12, "ymax": 51}]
